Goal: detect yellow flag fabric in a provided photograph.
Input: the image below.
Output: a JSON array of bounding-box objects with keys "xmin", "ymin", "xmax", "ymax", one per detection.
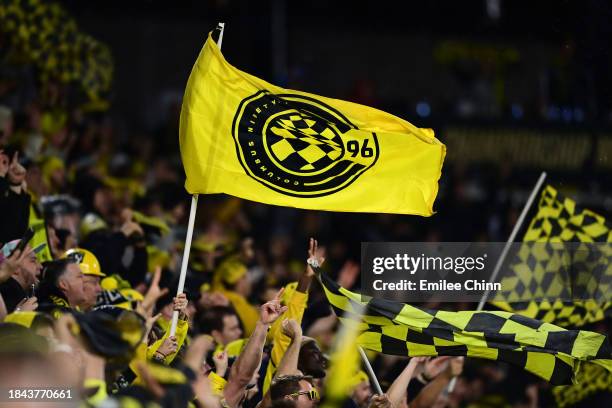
[
  {"xmin": 322, "ymin": 300, "xmax": 364, "ymax": 407},
  {"xmin": 29, "ymin": 204, "xmax": 53, "ymax": 263},
  {"xmin": 179, "ymin": 33, "xmax": 445, "ymax": 215}
]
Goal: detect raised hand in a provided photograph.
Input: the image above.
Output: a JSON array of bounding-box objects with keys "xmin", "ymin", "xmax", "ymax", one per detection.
[
  {"xmin": 144, "ymin": 313, "xmax": 162, "ymax": 339},
  {"xmin": 306, "ymin": 237, "xmax": 326, "ymax": 275},
  {"xmin": 368, "ymin": 394, "xmax": 392, "ymax": 408},
  {"xmin": 338, "ymin": 260, "xmax": 360, "ymax": 288},
  {"xmin": 120, "ymin": 220, "xmax": 144, "ymax": 239},
  {"xmin": 212, "ymin": 350, "xmax": 229, "ymax": 377},
  {"xmin": 184, "ymin": 335, "xmax": 215, "ymax": 374},
  {"xmin": 142, "ymin": 267, "xmax": 169, "ymax": 315},
  {"xmin": 259, "ymin": 288, "xmax": 288, "ymax": 325},
  {"xmin": 447, "ymin": 356, "xmax": 464, "ymax": 377},
  {"xmin": 173, "ymin": 292, "xmax": 188, "ymax": 312},
  {"xmin": 281, "ymin": 318, "xmax": 302, "ymax": 340},
  {"xmin": 410, "ymin": 356, "xmax": 428, "ymax": 366},
  {"xmin": 8, "ymin": 151, "xmax": 26, "ymax": 187},
  {"xmin": 0, "ymin": 247, "xmax": 34, "ymax": 283},
  {"xmin": 119, "ymin": 208, "xmax": 144, "ymax": 239},
  {"xmin": 423, "ymin": 356, "xmax": 452, "ymax": 380},
  {"xmin": 16, "ymin": 296, "xmax": 38, "ymax": 312},
  {"xmin": 173, "ymin": 292, "xmax": 189, "ymax": 321},
  {"xmin": 156, "ymin": 335, "xmax": 178, "ymax": 358}
]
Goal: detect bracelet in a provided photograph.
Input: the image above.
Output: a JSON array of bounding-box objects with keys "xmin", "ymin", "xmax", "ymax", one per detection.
[{"xmin": 307, "ymin": 258, "xmax": 320, "ymax": 268}]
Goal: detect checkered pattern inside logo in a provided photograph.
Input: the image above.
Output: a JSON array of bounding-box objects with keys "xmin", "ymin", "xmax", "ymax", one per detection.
[{"xmin": 267, "ymin": 114, "xmax": 343, "ymax": 171}]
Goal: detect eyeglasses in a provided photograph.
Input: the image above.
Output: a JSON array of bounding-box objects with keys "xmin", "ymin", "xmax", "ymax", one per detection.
[{"xmin": 288, "ymin": 389, "xmax": 319, "ymax": 401}]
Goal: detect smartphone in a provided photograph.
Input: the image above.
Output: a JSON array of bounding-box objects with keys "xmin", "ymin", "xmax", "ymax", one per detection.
[{"xmin": 11, "ymin": 227, "xmax": 35, "ymax": 256}]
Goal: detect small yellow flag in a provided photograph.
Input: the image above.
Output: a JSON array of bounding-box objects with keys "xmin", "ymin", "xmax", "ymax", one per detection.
[{"xmin": 180, "ymin": 33, "xmax": 446, "ymax": 215}]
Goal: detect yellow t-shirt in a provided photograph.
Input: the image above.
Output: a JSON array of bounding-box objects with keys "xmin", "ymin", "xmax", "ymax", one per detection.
[
  {"xmin": 147, "ymin": 319, "xmax": 189, "ymax": 364},
  {"xmin": 262, "ymin": 290, "xmax": 309, "ymax": 394}
]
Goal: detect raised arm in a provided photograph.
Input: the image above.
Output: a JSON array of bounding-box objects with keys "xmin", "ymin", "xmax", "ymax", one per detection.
[
  {"xmin": 223, "ymin": 289, "xmax": 287, "ymax": 407},
  {"xmin": 184, "ymin": 335, "xmax": 220, "ymax": 407},
  {"xmin": 386, "ymin": 357, "xmax": 426, "ymax": 407},
  {"xmin": 411, "ymin": 357, "xmax": 464, "ymax": 408},
  {"xmin": 296, "ymin": 238, "xmax": 325, "ymax": 293},
  {"xmin": 274, "ymin": 319, "xmax": 303, "ymax": 377},
  {"xmin": 263, "ymin": 238, "xmax": 325, "ymax": 395}
]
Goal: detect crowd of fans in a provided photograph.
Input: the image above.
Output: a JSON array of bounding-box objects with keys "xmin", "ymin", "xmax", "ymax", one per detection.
[{"xmin": 1, "ymin": 24, "xmax": 607, "ymax": 408}]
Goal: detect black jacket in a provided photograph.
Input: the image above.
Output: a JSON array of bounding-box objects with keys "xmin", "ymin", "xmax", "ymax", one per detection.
[
  {"xmin": 0, "ymin": 176, "xmax": 31, "ymax": 244},
  {"xmin": 0, "ymin": 277, "xmax": 28, "ymax": 312},
  {"xmin": 82, "ymin": 229, "xmax": 148, "ymax": 287}
]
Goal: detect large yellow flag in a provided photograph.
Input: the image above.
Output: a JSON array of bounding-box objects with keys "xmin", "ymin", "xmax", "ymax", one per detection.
[{"xmin": 180, "ymin": 33, "xmax": 446, "ymax": 215}]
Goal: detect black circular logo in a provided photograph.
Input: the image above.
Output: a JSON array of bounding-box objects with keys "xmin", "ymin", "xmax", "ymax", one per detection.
[{"xmin": 232, "ymin": 91, "xmax": 379, "ymax": 197}]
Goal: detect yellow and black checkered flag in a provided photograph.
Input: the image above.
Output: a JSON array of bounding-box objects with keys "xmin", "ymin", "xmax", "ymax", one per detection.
[
  {"xmin": 493, "ymin": 185, "xmax": 612, "ymax": 327},
  {"xmin": 180, "ymin": 31, "xmax": 445, "ymax": 215},
  {"xmin": 553, "ymin": 362, "xmax": 612, "ymax": 407},
  {"xmin": 318, "ymin": 273, "xmax": 612, "ymax": 385}
]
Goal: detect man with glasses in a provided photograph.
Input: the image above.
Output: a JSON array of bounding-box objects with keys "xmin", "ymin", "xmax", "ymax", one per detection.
[
  {"xmin": 36, "ymin": 258, "xmax": 85, "ymax": 312},
  {"xmin": 62, "ymin": 248, "xmax": 105, "ymax": 311},
  {"xmin": 270, "ymin": 375, "xmax": 319, "ymax": 407}
]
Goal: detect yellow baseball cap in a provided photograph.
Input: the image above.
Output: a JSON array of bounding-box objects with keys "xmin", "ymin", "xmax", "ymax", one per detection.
[{"xmin": 63, "ymin": 248, "xmax": 105, "ymax": 277}]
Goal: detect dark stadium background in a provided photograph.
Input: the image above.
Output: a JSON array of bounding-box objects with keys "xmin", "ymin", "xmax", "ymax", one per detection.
[{"xmin": 52, "ymin": 0, "xmax": 612, "ymax": 262}]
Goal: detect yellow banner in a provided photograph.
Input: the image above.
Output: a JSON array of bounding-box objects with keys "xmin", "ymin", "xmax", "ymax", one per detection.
[{"xmin": 180, "ymin": 33, "xmax": 445, "ymax": 215}]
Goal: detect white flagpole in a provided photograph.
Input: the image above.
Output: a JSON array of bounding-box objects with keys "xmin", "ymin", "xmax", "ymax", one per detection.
[
  {"xmin": 446, "ymin": 171, "xmax": 547, "ymax": 393},
  {"xmin": 170, "ymin": 22, "xmax": 225, "ymax": 336},
  {"xmin": 359, "ymin": 346, "xmax": 383, "ymax": 395},
  {"xmin": 217, "ymin": 22, "xmax": 225, "ymax": 48},
  {"xmin": 170, "ymin": 194, "xmax": 199, "ymax": 335},
  {"xmin": 476, "ymin": 171, "xmax": 547, "ymax": 311}
]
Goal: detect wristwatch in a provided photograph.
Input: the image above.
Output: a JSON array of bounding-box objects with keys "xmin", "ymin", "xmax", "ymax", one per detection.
[
  {"xmin": 307, "ymin": 258, "xmax": 320, "ymax": 268},
  {"xmin": 152, "ymin": 351, "xmax": 166, "ymax": 363}
]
